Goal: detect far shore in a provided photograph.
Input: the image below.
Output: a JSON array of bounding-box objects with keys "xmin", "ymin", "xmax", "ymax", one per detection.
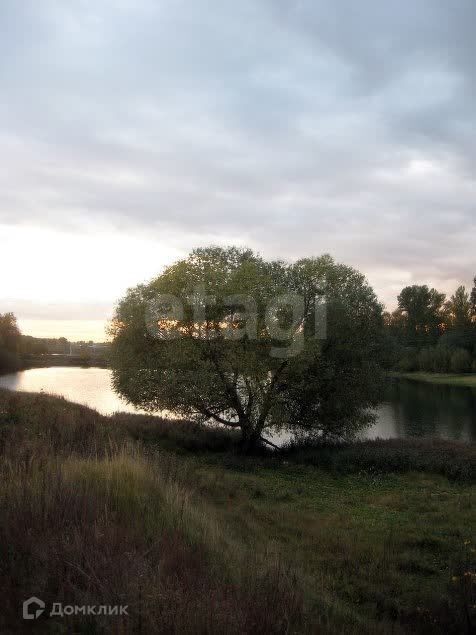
[
  {"xmin": 16, "ymin": 354, "xmax": 108, "ymax": 372},
  {"xmin": 8, "ymin": 362, "xmax": 476, "ymax": 389},
  {"xmin": 389, "ymin": 370, "xmax": 476, "ymax": 388}
]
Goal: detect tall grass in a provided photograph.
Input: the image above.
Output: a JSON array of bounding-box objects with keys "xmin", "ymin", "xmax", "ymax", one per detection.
[
  {"xmin": 0, "ymin": 389, "xmax": 302, "ymax": 633},
  {"xmin": 1, "ymin": 388, "xmax": 474, "ymax": 633}
]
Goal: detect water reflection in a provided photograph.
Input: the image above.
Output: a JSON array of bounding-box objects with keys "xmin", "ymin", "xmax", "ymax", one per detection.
[
  {"xmin": 367, "ymin": 379, "xmax": 476, "ymax": 442},
  {"xmin": 0, "ymin": 367, "xmax": 142, "ymax": 415},
  {"xmin": 0, "ymin": 369, "xmax": 474, "ymax": 442}
]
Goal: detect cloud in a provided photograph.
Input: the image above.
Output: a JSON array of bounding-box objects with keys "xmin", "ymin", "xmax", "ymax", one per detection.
[{"xmin": 0, "ymin": 0, "xmax": 475, "ymax": 328}]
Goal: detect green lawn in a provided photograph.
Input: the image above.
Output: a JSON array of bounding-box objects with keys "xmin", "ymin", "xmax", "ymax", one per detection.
[{"xmin": 390, "ymin": 371, "xmax": 476, "ymax": 388}]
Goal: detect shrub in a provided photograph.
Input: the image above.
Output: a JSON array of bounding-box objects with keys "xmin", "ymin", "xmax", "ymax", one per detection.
[
  {"xmin": 397, "ymin": 351, "xmax": 418, "ymax": 372},
  {"xmin": 431, "ymin": 345, "xmax": 451, "ymax": 373},
  {"xmin": 417, "ymin": 347, "xmax": 431, "ymax": 371},
  {"xmin": 416, "ymin": 346, "xmax": 451, "ymax": 373},
  {"xmin": 282, "ymin": 438, "xmax": 476, "ymax": 482},
  {"xmin": 450, "ymin": 348, "xmax": 472, "ymax": 373},
  {"xmin": 0, "ymin": 348, "xmax": 20, "ymax": 373}
]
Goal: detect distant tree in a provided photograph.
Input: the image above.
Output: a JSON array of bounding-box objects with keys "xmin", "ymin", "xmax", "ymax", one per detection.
[
  {"xmin": 58, "ymin": 337, "xmax": 70, "ymax": 354},
  {"xmin": 0, "ymin": 313, "xmax": 21, "ymax": 351},
  {"xmin": 78, "ymin": 347, "xmax": 92, "ymax": 365},
  {"xmin": 385, "ymin": 308, "xmax": 407, "ymax": 337},
  {"xmin": 397, "ymin": 285, "xmax": 446, "ymax": 345},
  {"xmin": 446, "ymin": 286, "xmax": 472, "ymax": 330},
  {"xmin": 417, "ymin": 348, "xmax": 431, "ymax": 372},
  {"xmin": 0, "ymin": 313, "xmax": 21, "ymax": 372},
  {"xmin": 110, "ymin": 247, "xmax": 384, "ymax": 450},
  {"xmin": 20, "ymin": 335, "xmax": 48, "ymax": 355},
  {"xmin": 470, "ymin": 276, "xmax": 476, "ymax": 321},
  {"xmin": 416, "ymin": 345, "xmax": 451, "ymax": 373},
  {"xmin": 397, "ymin": 352, "xmax": 418, "ymax": 372},
  {"xmin": 450, "ymin": 348, "xmax": 472, "ymax": 373}
]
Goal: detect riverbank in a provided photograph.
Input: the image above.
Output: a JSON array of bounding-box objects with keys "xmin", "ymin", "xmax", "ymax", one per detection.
[
  {"xmin": 20, "ymin": 353, "xmax": 108, "ymax": 369},
  {"xmin": 0, "ymin": 388, "xmax": 474, "ymax": 633},
  {"xmin": 390, "ymin": 371, "xmax": 476, "ymax": 388},
  {"xmin": 0, "ymin": 355, "xmax": 108, "ymax": 377}
]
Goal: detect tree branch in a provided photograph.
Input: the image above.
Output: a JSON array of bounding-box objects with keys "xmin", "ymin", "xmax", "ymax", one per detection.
[
  {"xmin": 257, "ymin": 360, "xmax": 289, "ymax": 428},
  {"xmin": 207, "ymin": 349, "xmax": 246, "ymax": 420},
  {"xmin": 197, "ymin": 406, "xmax": 241, "ymax": 427},
  {"xmin": 260, "ymin": 435, "xmax": 280, "ymax": 451}
]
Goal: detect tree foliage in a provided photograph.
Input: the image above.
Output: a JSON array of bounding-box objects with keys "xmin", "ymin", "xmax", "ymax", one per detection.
[
  {"xmin": 446, "ymin": 286, "xmax": 472, "ymax": 330},
  {"xmin": 110, "ymin": 247, "xmax": 384, "ymax": 449},
  {"xmin": 470, "ymin": 276, "xmax": 476, "ymax": 321},
  {"xmin": 396, "ymin": 285, "xmax": 446, "ymax": 346},
  {"xmin": 449, "ymin": 348, "xmax": 472, "ymax": 374},
  {"xmin": 0, "ymin": 313, "xmax": 21, "ymax": 372},
  {"xmin": 386, "ymin": 275, "xmax": 476, "ymax": 372}
]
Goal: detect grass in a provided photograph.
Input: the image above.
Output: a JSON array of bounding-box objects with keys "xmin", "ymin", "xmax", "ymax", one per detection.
[
  {"xmin": 0, "ymin": 387, "xmax": 475, "ymax": 633},
  {"xmin": 390, "ymin": 371, "xmax": 476, "ymax": 388},
  {"xmin": 280, "ymin": 437, "xmax": 475, "ymax": 482}
]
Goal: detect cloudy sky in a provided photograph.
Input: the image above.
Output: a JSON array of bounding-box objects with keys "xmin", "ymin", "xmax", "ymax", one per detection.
[{"xmin": 1, "ymin": 0, "xmax": 475, "ymax": 341}]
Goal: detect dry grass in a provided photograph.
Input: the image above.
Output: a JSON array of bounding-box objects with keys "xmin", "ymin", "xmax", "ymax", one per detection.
[{"xmin": 0, "ymin": 389, "xmax": 302, "ymax": 633}]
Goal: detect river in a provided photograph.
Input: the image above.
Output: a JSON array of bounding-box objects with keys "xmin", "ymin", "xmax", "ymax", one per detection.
[{"xmin": 0, "ymin": 367, "xmax": 475, "ymax": 442}]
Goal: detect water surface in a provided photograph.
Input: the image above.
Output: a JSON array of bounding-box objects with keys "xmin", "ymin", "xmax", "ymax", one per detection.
[
  {"xmin": 0, "ymin": 367, "xmax": 142, "ymax": 415},
  {"xmin": 1, "ymin": 367, "xmax": 474, "ymax": 442}
]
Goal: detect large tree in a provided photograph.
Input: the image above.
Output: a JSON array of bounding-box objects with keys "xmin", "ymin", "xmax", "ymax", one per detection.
[{"xmin": 110, "ymin": 247, "xmax": 384, "ymax": 450}]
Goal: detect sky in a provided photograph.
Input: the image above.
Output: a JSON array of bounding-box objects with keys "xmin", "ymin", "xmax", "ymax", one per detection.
[{"xmin": 1, "ymin": 0, "xmax": 475, "ymax": 341}]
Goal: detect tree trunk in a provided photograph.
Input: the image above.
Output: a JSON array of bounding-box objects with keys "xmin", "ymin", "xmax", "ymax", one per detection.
[{"xmin": 240, "ymin": 420, "xmax": 264, "ymax": 453}]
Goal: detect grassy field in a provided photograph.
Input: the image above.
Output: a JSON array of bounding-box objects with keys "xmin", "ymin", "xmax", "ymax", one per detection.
[
  {"xmin": 0, "ymin": 388, "xmax": 474, "ymax": 633},
  {"xmin": 390, "ymin": 371, "xmax": 476, "ymax": 388}
]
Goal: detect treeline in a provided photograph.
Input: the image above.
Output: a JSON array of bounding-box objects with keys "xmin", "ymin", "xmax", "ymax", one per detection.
[
  {"xmin": 384, "ymin": 277, "xmax": 476, "ymax": 373},
  {"xmin": 3, "ymin": 273, "xmax": 476, "ymax": 377},
  {"xmin": 20, "ymin": 335, "xmax": 71, "ymax": 355},
  {"xmin": 0, "ymin": 313, "xmax": 109, "ymax": 373},
  {"xmin": 0, "ymin": 314, "xmax": 73, "ymax": 372}
]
